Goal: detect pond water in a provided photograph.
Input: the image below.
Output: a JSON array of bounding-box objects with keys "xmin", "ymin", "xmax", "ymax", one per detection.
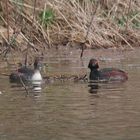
[{"xmin": 0, "ymin": 48, "xmax": 140, "ymax": 140}]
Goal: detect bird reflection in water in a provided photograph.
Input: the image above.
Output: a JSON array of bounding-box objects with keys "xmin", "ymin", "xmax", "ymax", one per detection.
[
  {"xmin": 88, "ymin": 81, "xmax": 99, "ymax": 94},
  {"xmin": 31, "ymin": 80, "xmax": 42, "ymax": 93}
]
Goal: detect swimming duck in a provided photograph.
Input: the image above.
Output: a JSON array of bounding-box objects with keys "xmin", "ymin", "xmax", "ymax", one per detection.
[
  {"xmin": 88, "ymin": 58, "xmax": 128, "ymax": 82},
  {"xmin": 9, "ymin": 58, "xmax": 42, "ymax": 84}
]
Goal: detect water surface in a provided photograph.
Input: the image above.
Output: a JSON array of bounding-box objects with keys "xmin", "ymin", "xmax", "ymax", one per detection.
[{"xmin": 0, "ymin": 48, "xmax": 140, "ymax": 140}]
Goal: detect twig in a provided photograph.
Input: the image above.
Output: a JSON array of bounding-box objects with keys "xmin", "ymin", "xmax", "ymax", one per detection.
[
  {"xmin": 125, "ymin": 0, "xmax": 132, "ymax": 31},
  {"xmin": 13, "ymin": 4, "xmax": 49, "ymax": 47},
  {"xmin": 9, "ymin": 0, "xmax": 42, "ymax": 11},
  {"xmin": 0, "ymin": 17, "xmax": 37, "ymax": 51},
  {"xmin": 18, "ymin": 74, "xmax": 29, "ymax": 95},
  {"xmin": 105, "ymin": 23, "xmax": 134, "ymax": 49},
  {"xmin": 80, "ymin": 1, "xmax": 99, "ymax": 58},
  {"xmin": 3, "ymin": 0, "xmax": 11, "ymax": 57},
  {"xmin": 24, "ymin": 0, "xmax": 37, "ymax": 67},
  {"xmin": 6, "ymin": 0, "xmax": 10, "ymax": 42},
  {"xmin": 12, "ymin": 57, "xmax": 30, "ymax": 95}
]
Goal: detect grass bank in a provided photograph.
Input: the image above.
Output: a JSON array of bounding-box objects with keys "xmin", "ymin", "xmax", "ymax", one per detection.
[{"xmin": 0, "ymin": 0, "xmax": 140, "ymax": 56}]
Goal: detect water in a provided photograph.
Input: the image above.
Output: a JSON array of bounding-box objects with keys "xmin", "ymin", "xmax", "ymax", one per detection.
[{"xmin": 0, "ymin": 48, "xmax": 140, "ymax": 140}]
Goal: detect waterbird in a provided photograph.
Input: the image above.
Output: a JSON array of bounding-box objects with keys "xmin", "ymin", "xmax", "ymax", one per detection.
[
  {"xmin": 9, "ymin": 58, "xmax": 42, "ymax": 85},
  {"xmin": 88, "ymin": 58, "xmax": 128, "ymax": 82}
]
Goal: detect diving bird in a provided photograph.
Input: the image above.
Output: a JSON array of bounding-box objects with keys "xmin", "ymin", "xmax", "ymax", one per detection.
[
  {"xmin": 88, "ymin": 58, "xmax": 128, "ymax": 82},
  {"xmin": 9, "ymin": 58, "xmax": 42, "ymax": 84}
]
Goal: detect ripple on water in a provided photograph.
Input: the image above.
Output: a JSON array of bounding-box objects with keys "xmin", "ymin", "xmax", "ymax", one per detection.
[{"xmin": 0, "ymin": 48, "xmax": 140, "ymax": 140}]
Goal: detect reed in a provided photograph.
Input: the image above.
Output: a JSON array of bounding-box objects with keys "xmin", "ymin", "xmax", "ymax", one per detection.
[{"xmin": 0, "ymin": 0, "xmax": 140, "ymax": 54}]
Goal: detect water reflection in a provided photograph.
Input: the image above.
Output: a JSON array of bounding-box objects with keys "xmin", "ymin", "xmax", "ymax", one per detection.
[
  {"xmin": 88, "ymin": 82, "xmax": 99, "ymax": 94},
  {"xmin": 10, "ymin": 80, "xmax": 42, "ymax": 95},
  {"xmin": 32, "ymin": 83, "xmax": 42, "ymax": 93},
  {"xmin": 88, "ymin": 80, "xmax": 127, "ymax": 94}
]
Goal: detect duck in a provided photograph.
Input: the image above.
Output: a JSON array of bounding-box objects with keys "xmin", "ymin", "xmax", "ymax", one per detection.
[
  {"xmin": 9, "ymin": 58, "xmax": 42, "ymax": 84},
  {"xmin": 88, "ymin": 58, "xmax": 128, "ymax": 82}
]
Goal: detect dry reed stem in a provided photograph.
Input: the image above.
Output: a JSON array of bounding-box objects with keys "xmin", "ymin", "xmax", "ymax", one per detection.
[{"xmin": 0, "ymin": 0, "xmax": 140, "ymax": 52}]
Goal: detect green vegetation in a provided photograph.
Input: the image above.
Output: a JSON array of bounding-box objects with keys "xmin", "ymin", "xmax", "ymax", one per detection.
[
  {"xmin": 117, "ymin": 11, "xmax": 140, "ymax": 29},
  {"xmin": 39, "ymin": 9, "xmax": 55, "ymax": 27}
]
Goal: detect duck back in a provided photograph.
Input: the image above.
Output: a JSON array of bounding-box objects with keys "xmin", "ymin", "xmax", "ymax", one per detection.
[
  {"xmin": 99, "ymin": 68, "xmax": 128, "ymax": 82},
  {"xmin": 10, "ymin": 67, "xmax": 35, "ymax": 83}
]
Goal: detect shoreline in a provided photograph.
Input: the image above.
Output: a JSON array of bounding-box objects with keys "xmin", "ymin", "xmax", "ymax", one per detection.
[{"xmin": 0, "ymin": 0, "xmax": 139, "ymax": 53}]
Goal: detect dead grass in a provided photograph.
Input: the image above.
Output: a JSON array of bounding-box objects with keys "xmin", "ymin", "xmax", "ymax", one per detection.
[{"xmin": 0, "ymin": 0, "xmax": 140, "ymax": 54}]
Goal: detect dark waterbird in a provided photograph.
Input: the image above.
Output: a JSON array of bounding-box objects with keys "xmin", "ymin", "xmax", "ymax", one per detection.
[{"xmin": 88, "ymin": 58, "xmax": 128, "ymax": 82}]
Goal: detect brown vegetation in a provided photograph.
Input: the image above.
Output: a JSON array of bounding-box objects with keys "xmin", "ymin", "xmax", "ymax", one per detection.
[{"xmin": 0, "ymin": 0, "xmax": 140, "ymax": 55}]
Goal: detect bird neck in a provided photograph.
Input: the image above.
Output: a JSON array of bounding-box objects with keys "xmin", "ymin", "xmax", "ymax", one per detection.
[
  {"xmin": 34, "ymin": 69, "xmax": 40, "ymax": 73},
  {"xmin": 91, "ymin": 68, "xmax": 99, "ymax": 72}
]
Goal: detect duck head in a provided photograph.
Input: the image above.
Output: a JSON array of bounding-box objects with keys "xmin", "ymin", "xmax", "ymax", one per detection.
[
  {"xmin": 34, "ymin": 57, "xmax": 42, "ymax": 71},
  {"xmin": 88, "ymin": 58, "xmax": 99, "ymax": 70}
]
